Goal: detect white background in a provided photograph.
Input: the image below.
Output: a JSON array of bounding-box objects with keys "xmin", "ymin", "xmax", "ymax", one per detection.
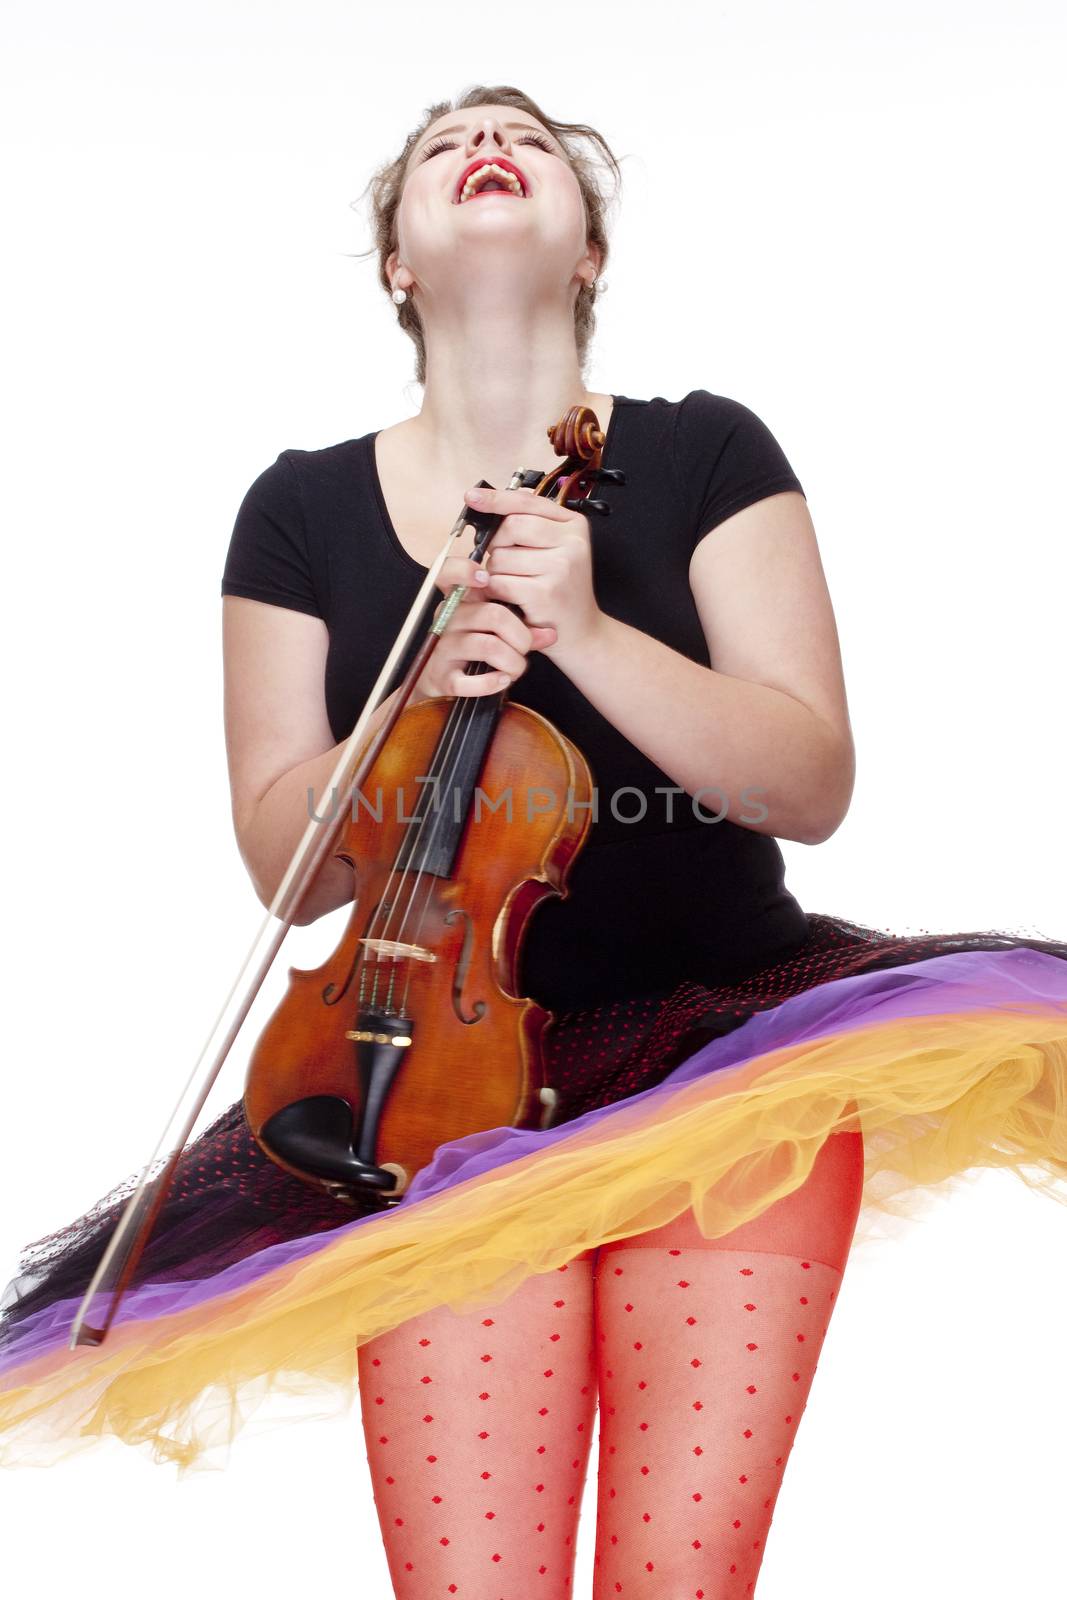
[{"xmin": 2, "ymin": 2, "xmax": 1065, "ymax": 1594}]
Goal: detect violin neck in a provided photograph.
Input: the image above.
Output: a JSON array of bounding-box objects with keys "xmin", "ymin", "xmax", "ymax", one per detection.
[{"xmin": 397, "ymin": 686, "xmax": 507, "ymax": 879}]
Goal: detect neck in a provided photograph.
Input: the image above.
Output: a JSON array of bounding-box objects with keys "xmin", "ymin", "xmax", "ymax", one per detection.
[{"xmin": 406, "ymin": 295, "xmax": 607, "ymax": 486}]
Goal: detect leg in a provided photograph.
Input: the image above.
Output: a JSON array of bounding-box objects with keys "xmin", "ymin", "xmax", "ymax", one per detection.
[
  {"xmin": 592, "ymin": 1122, "xmax": 865, "ymax": 1598},
  {"xmin": 357, "ymin": 1248, "xmax": 600, "ymax": 1599}
]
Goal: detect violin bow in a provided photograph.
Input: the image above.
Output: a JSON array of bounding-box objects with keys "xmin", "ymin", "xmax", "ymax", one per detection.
[{"xmin": 68, "ymin": 407, "xmax": 617, "ymax": 1350}]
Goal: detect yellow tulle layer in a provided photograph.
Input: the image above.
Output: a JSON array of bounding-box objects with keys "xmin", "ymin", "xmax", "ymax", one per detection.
[{"xmin": 2, "ymin": 999, "xmax": 1067, "ymax": 1474}]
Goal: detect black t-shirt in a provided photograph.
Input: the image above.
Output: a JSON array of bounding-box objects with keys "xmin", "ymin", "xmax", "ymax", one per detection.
[{"xmin": 221, "ymin": 389, "xmax": 811, "ymax": 1010}]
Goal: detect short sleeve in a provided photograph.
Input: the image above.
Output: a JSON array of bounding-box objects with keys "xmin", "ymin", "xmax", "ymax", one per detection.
[
  {"xmin": 672, "ymin": 389, "xmax": 805, "ymax": 546},
  {"xmin": 220, "ymin": 452, "xmax": 325, "ymax": 619}
]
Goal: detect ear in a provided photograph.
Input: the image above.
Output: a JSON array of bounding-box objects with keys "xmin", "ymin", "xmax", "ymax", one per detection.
[
  {"xmin": 385, "ymin": 248, "xmax": 401, "ymax": 289},
  {"xmin": 584, "ymin": 241, "xmax": 604, "ymax": 281}
]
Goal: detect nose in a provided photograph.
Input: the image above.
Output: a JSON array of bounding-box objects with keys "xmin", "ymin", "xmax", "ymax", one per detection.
[{"xmin": 466, "ymin": 118, "xmax": 511, "ymax": 157}]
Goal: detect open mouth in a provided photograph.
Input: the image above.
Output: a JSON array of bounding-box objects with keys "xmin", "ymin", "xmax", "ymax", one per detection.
[{"xmin": 454, "ymin": 157, "xmax": 529, "ymax": 204}]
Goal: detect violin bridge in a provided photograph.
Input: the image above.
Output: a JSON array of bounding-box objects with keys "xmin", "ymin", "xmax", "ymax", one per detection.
[{"xmin": 358, "ymin": 937, "xmax": 436, "ymax": 963}]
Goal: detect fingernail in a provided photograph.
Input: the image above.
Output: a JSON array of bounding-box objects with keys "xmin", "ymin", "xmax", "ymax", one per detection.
[
  {"xmin": 465, "ymin": 487, "xmax": 484, "ymax": 504},
  {"xmin": 474, "ymin": 569, "xmax": 489, "ymax": 584}
]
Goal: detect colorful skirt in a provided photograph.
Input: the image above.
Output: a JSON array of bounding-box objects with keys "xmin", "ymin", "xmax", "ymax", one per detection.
[{"xmin": 2, "ymin": 911, "xmax": 1067, "ymax": 1475}]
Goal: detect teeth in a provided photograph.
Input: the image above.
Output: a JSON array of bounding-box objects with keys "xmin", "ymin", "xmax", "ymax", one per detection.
[{"xmin": 458, "ymin": 163, "xmax": 525, "ymax": 202}]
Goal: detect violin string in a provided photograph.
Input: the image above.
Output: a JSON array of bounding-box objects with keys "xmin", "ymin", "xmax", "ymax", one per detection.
[
  {"xmin": 390, "ymin": 682, "xmax": 497, "ymax": 1014},
  {"xmin": 358, "ymin": 478, "xmax": 576, "ymax": 1015},
  {"xmin": 360, "ymin": 684, "xmax": 486, "ymax": 1014},
  {"xmin": 373, "ymin": 494, "xmax": 558, "ymax": 1009},
  {"xmin": 364, "ymin": 699, "xmax": 470, "ymax": 1013},
  {"xmin": 348, "ymin": 714, "xmax": 456, "ymax": 1013},
  {"xmin": 380, "ymin": 688, "xmax": 487, "ymax": 1016},
  {"xmin": 355, "ymin": 590, "xmax": 501, "ymax": 1014},
  {"xmin": 373, "ymin": 584, "xmax": 570, "ymax": 1011},
  {"xmin": 357, "ymin": 524, "xmax": 503, "ymax": 1012},
  {"xmin": 356, "ymin": 743, "xmax": 461, "ymax": 1014},
  {"xmin": 381, "ymin": 681, "xmax": 493, "ymax": 1014}
]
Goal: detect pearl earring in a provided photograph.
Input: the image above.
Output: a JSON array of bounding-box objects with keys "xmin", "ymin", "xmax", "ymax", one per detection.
[{"xmin": 391, "ymin": 285, "xmax": 408, "ymax": 305}]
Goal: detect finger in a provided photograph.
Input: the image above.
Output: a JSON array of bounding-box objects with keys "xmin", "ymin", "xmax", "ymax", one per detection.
[
  {"xmin": 486, "ymin": 514, "xmax": 567, "ymax": 550},
  {"xmin": 464, "ymin": 601, "xmax": 538, "ymax": 655},
  {"xmin": 485, "ymin": 546, "xmax": 550, "ymax": 576},
  {"xmin": 435, "ymin": 555, "xmax": 490, "ymax": 597},
  {"xmin": 455, "ymin": 630, "xmax": 529, "ymax": 677},
  {"xmin": 476, "ymin": 574, "xmax": 544, "ymax": 611},
  {"xmin": 465, "ymin": 485, "xmax": 571, "ymax": 523},
  {"xmin": 445, "ymin": 555, "xmax": 491, "ymax": 588},
  {"xmin": 451, "ymin": 667, "xmax": 518, "ymax": 697}
]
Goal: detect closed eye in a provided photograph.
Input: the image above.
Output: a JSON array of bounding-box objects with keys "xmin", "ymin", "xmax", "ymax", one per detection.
[{"xmin": 420, "ymin": 131, "xmax": 555, "ymax": 160}]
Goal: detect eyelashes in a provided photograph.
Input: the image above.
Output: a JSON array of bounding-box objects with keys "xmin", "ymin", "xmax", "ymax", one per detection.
[{"xmin": 420, "ymin": 131, "xmax": 555, "ymax": 161}]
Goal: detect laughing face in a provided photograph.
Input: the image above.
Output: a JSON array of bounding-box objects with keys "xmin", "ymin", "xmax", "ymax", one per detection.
[{"xmin": 388, "ymin": 105, "xmax": 599, "ymax": 305}]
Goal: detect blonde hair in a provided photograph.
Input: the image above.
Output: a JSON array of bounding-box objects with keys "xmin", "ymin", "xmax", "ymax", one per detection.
[{"xmin": 351, "ymin": 84, "xmax": 623, "ymax": 385}]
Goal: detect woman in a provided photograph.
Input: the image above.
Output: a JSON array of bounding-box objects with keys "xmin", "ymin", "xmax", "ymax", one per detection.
[{"xmin": 2, "ymin": 85, "xmax": 1067, "ymax": 1597}]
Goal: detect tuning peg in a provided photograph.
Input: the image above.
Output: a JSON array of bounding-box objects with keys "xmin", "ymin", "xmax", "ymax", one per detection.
[
  {"xmin": 566, "ymin": 496, "xmax": 611, "ymax": 516},
  {"xmin": 592, "ymin": 467, "xmax": 626, "ymax": 485}
]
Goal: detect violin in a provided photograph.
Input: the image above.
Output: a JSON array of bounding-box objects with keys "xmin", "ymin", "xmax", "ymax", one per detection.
[
  {"xmin": 243, "ymin": 659, "xmax": 589, "ymax": 1206},
  {"xmin": 69, "ymin": 403, "xmax": 624, "ymax": 1341},
  {"xmin": 243, "ymin": 405, "xmax": 625, "ymax": 1207}
]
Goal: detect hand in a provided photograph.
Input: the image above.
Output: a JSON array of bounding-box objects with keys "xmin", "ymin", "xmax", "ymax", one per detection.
[
  {"xmin": 412, "ymin": 545, "xmax": 557, "ymax": 700},
  {"xmin": 460, "ymin": 484, "xmax": 603, "ymax": 665}
]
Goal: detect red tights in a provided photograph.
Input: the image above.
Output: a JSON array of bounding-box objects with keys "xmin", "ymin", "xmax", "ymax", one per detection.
[{"xmin": 357, "ymin": 1124, "xmax": 865, "ymax": 1598}]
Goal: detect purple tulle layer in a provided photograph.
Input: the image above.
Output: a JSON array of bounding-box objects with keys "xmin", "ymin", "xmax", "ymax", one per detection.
[{"xmin": 4, "ymin": 932, "xmax": 1067, "ymax": 1379}]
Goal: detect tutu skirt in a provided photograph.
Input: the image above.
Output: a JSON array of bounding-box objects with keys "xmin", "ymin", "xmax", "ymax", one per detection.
[{"xmin": 2, "ymin": 910, "xmax": 1067, "ymax": 1474}]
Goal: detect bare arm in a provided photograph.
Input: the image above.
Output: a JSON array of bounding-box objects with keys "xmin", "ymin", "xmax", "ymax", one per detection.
[
  {"xmin": 222, "ymin": 559, "xmax": 557, "ymax": 925},
  {"xmin": 547, "ymin": 491, "xmax": 856, "ymax": 845},
  {"xmin": 223, "ymin": 596, "xmax": 374, "ymax": 925}
]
